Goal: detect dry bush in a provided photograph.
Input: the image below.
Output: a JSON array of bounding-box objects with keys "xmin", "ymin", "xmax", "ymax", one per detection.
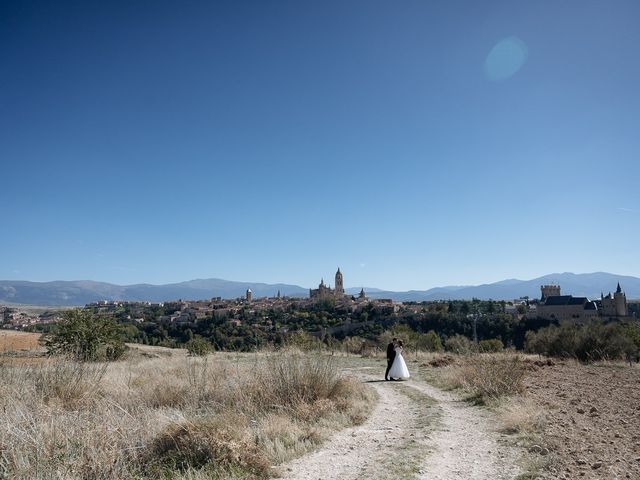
[
  {"xmin": 446, "ymin": 354, "xmax": 527, "ymax": 402},
  {"xmin": 251, "ymin": 353, "xmax": 339, "ymax": 411}
]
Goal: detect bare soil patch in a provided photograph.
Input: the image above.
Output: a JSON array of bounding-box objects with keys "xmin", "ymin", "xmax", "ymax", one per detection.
[{"xmin": 524, "ymin": 361, "xmax": 640, "ymax": 479}]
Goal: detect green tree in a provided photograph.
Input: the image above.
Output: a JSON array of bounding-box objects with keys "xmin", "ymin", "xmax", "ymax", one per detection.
[
  {"xmin": 419, "ymin": 330, "xmax": 443, "ymax": 352},
  {"xmin": 185, "ymin": 336, "xmax": 212, "ymax": 356},
  {"xmin": 479, "ymin": 338, "xmax": 504, "ymax": 352},
  {"xmin": 42, "ymin": 309, "xmax": 126, "ymax": 361}
]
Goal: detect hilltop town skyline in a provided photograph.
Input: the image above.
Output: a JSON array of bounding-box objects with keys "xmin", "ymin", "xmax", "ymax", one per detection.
[{"xmin": 1, "ymin": 270, "xmax": 639, "ymax": 306}]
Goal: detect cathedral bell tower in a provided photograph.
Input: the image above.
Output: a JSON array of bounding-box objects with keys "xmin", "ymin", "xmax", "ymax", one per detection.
[{"xmin": 335, "ymin": 268, "xmax": 344, "ymax": 296}]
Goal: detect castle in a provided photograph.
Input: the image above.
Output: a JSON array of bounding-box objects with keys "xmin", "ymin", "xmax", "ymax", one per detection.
[
  {"xmin": 599, "ymin": 283, "xmax": 628, "ymax": 318},
  {"xmin": 309, "ymin": 268, "xmax": 346, "ymax": 300},
  {"xmin": 536, "ymin": 283, "xmax": 629, "ymax": 322}
]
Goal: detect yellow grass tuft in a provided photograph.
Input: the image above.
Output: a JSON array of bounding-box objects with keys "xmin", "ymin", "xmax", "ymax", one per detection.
[{"xmin": 497, "ymin": 396, "xmax": 547, "ymax": 436}]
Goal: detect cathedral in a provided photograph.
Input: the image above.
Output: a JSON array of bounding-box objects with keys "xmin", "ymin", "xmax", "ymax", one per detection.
[{"xmin": 310, "ymin": 268, "xmax": 345, "ymax": 300}]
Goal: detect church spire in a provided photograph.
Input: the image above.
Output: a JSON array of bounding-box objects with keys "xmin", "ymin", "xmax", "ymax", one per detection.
[
  {"xmin": 334, "ymin": 267, "xmax": 344, "ymax": 296},
  {"xmin": 616, "ymin": 282, "xmax": 622, "ymax": 294}
]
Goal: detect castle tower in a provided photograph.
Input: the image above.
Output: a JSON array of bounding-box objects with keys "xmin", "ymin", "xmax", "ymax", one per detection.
[
  {"xmin": 359, "ymin": 288, "xmax": 366, "ymax": 300},
  {"xmin": 246, "ymin": 288, "xmax": 252, "ymax": 303},
  {"xmin": 614, "ymin": 283, "xmax": 628, "ymax": 316},
  {"xmin": 541, "ymin": 284, "xmax": 561, "ymax": 301},
  {"xmin": 335, "ymin": 268, "xmax": 344, "ymax": 296}
]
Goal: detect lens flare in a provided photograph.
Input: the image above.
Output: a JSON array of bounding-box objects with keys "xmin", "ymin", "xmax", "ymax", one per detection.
[{"xmin": 484, "ymin": 36, "xmax": 528, "ymax": 81}]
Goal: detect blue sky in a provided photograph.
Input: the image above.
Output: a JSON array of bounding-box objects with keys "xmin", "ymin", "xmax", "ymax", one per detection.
[{"xmin": 1, "ymin": 0, "xmax": 639, "ymax": 291}]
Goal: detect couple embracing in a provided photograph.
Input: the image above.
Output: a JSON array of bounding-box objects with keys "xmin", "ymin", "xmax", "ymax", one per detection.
[{"xmin": 385, "ymin": 337, "xmax": 410, "ymax": 381}]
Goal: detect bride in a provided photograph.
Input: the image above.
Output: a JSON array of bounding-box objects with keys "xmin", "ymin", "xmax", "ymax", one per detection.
[{"xmin": 388, "ymin": 340, "xmax": 410, "ymax": 380}]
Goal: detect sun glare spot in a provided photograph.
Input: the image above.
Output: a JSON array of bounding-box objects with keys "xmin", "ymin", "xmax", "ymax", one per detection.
[{"xmin": 484, "ymin": 36, "xmax": 528, "ymax": 81}]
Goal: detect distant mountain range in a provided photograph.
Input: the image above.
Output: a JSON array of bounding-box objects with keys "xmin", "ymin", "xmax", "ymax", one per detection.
[
  {"xmin": 1, "ymin": 272, "xmax": 638, "ymax": 306},
  {"xmin": 348, "ymin": 272, "xmax": 640, "ymax": 302}
]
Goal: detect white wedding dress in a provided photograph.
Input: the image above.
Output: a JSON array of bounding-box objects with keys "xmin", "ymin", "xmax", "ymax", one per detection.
[{"xmin": 388, "ymin": 347, "xmax": 410, "ymax": 380}]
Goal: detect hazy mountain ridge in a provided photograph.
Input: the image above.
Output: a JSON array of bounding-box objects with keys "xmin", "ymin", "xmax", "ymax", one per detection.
[
  {"xmin": 359, "ymin": 272, "xmax": 640, "ymax": 302},
  {"xmin": 0, "ymin": 272, "xmax": 638, "ymax": 306},
  {"xmin": 0, "ymin": 279, "xmax": 309, "ymax": 306}
]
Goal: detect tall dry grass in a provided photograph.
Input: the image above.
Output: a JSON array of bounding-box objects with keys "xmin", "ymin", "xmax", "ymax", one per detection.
[
  {"xmin": 0, "ymin": 349, "xmax": 375, "ymax": 479},
  {"xmin": 442, "ymin": 353, "xmax": 528, "ymax": 403}
]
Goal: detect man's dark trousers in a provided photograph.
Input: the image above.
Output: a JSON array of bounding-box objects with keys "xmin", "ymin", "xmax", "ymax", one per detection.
[{"xmin": 385, "ymin": 342, "xmax": 396, "ymax": 380}]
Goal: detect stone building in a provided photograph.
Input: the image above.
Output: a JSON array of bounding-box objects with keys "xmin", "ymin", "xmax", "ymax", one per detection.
[{"xmin": 310, "ymin": 268, "xmax": 347, "ymax": 300}]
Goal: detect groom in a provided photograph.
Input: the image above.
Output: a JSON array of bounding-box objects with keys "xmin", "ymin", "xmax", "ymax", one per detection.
[{"xmin": 385, "ymin": 337, "xmax": 398, "ymax": 381}]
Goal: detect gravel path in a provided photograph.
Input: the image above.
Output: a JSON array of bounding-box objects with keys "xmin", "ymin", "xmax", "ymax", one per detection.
[{"xmin": 280, "ymin": 369, "xmax": 523, "ymax": 480}]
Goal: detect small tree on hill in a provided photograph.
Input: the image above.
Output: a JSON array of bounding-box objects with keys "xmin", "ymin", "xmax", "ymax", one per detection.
[
  {"xmin": 42, "ymin": 309, "xmax": 126, "ymax": 361},
  {"xmin": 421, "ymin": 330, "xmax": 444, "ymax": 352},
  {"xmin": 185, "ymin": 336, "xmax": 213, "ymax": 356}
]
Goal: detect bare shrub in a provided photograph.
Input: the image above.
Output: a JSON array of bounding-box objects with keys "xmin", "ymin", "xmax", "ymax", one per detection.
[{"xmin": 447, "ymin": 354, "xmax": 527, "ymax": 402}]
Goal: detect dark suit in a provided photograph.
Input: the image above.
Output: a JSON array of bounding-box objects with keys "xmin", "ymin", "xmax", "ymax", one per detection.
[{"xmin": 385, "ymin": 342, "xmax": 396, "ymax": 380}]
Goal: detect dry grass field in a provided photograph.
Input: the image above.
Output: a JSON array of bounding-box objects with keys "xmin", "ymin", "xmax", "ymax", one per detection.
[
  {"xmin": 0, "ymin": 345, "xmax": 376, "ymax": 479},
  {"xmin": 0, "ymin": 330, "xmax": 42, "ymax": 352},
  {"xmin": 2, "ymin": 337, "xmax": 638, "ymax": 479}
]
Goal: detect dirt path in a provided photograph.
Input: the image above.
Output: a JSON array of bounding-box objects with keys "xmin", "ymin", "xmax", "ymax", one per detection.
[
  {"xmin": 281, "ymin": 378, "xmax": 432, "ymax": 479},
  {"xmin": 280, "ymin": 368, "xmax": 523, "ymax": 480},
  {"xmin": 406, "ymin": 382, "xmax": 522, "ymax": 480}
]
